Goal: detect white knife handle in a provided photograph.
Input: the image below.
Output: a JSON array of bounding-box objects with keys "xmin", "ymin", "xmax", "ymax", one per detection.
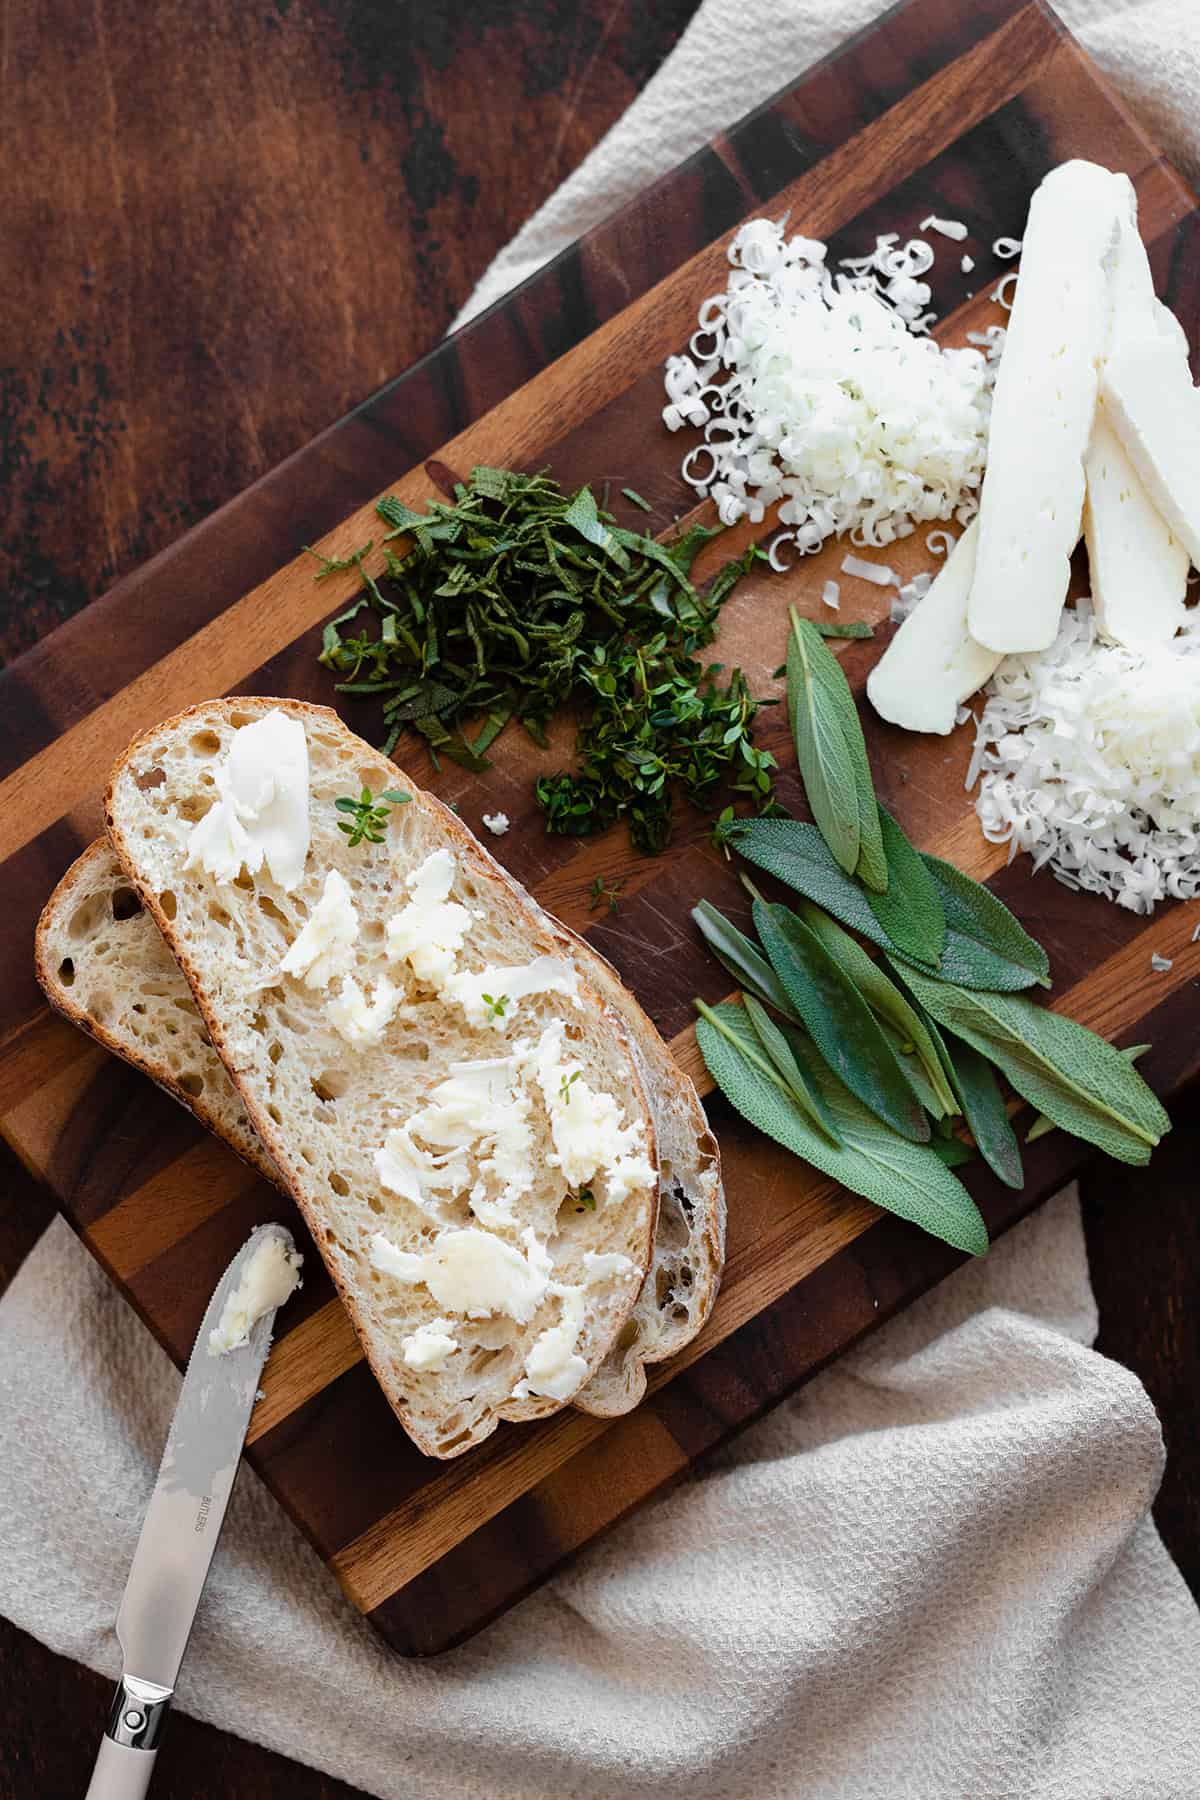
[
  {"xmin": 85, "ymin": 1734, "xmax": 157, "ymax": 1800},
  {"xmin": 85, "ymin": 1674, "xmax": 172, "ymax": 1799}
]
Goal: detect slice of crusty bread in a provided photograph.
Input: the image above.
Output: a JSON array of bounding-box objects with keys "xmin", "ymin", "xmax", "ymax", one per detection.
[
  {"xmin": 103, "ymin": 698, "xmax": 661, "ymax": 1458},
  {"xmin": 38, "ymin": 838, "xmax": 725, "ymax": 1417}
]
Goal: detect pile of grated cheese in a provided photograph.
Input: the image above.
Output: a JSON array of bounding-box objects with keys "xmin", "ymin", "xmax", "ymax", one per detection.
[
  {"xmin": 970, "ymin": 598, "xmax": 1200, "ymax": 913},
  {"xmin": 663, "ymin": 217, "xmax": 996, "ymax": 560}
]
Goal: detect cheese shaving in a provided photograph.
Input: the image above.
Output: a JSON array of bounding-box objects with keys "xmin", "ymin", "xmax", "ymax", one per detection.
[
  {"xmin": 1150, "ymin": 953, "xmax": 1174, "ymax": 973},
  {"xmin": 921, "ymin": 214, "xmax": 968, "ymax": 241},
  {"xmin": 992, "ymin": 236, "xmax": 1023, "ymax": 259},
  {"xmin": 970, "ymin": 599, "xmax": 1200, "ymax": 913},
  {"xmin": 821, "ymin": 580, "xmax": 840, "ymax": 610},
  {"xmin": 664, "ymin": 216, "xmax": 996, "ymax": 555},
  {"xmin": 890, "ymin": 571, "xmax": 933, "ymax": 624},
  {"xmin": 841, "ymin": 554, "xmax": 896, "ymax": 586}
]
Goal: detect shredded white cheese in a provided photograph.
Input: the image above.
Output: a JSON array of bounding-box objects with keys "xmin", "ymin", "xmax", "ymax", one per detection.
[
  {"xmin": 481, "ymin": 812, "xmax": 510, "ymax": 837},
  {"xmin": 993, "ymin": 236, "xmax": 1023, "ymax": 259},
  {"xmin": 1151, "ymin": 952, "xmax": 1174, "ymax": 973},
  {"xmin": 970, "ymin": 599, "xmax": 1200, "ymax": 913},
  {"xmin": 663, "ymin": 216, "xmax": 996, "ymax": 556},
  {"xmin": 1192, "ymin": 922, "xmax": 1200, "ymax": 944},
  {"xmin": 821, "ymin": 580, "xmax": 841, "ymax": 611},
  {"xmin": 961, "ymin": 254, "xmax": 975, "ymax": 274},
  {"xmin": 992, "ymin": 273, "xmax": 1019, "ymax": 309}
]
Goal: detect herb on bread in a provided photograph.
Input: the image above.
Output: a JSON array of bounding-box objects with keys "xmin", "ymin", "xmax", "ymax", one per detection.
[
  {"xmin": 334, "ymin": 785, "xmax": 410, "ymax": 847},
  {"xmin": 316, "ymin": 466, "xmax": 773, "ymax": 851}
]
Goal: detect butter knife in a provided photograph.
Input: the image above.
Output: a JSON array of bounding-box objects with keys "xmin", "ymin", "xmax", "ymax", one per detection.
[{"xmin": 85, "ymin": 1223, "xmax": 299, "ymax": 1799}]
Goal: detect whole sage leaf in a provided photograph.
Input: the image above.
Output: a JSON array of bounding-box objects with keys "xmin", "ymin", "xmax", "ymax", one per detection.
[
  {"xmin": 787, "ymin": 614, "xmax": 860, "ymax": 877},
  {"xmin": 790, "ymin": 611, "xmax": 887, "ymax": 892},
  {"xmin": 1026, "ymin": 1044, "xmax": 1151, "ymax": 1144},
  {"xmin": 796, "ymin": 901, "xmax": 957, "ymax": 1116},
  {"xmin": 731, "ymin": 819, "xmax": 1043, "ymax": 991},
  {"xmin": 937, "ymin": 1026, "xmax": 1023, "ymax": 1190},
  {"xmin": 732, "ymin": 818, "xmax": 902, "ymax": 948},
  {"xmin": 867, "ymin": 805, "xmax": 947, "ymax": 965},
  {"xmin": 753, "ymin": 900, "xmax": 930, "ymax": 1143},
  {"xmin": 741, "ymin": 995, "xmax": 842, "ymax": 1143},
  {"xmin": 695, "ymin": 1002, "xmax": 988, "ymax": 1256},
  {"xmin": 692, "ymin": 900, "xmax": 798, "ymax": 1022},
  {"xmin": 921, "ymin": 854, "xmax": 1050, "ymax": 990},
  {"xmin": 897, "ymin": 970, "xmax": 1170, "ymax": 1166}
]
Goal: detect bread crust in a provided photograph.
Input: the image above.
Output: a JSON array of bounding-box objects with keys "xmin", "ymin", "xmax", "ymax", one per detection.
[{"xmin": 103, "ymin": 697, "xmax": 660, "ymax": 1457}]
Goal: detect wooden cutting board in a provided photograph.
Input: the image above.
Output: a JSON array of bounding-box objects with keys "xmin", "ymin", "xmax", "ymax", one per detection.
[{"xmin": 3, "ymin": 0, "xmax": 1199, "ymax": 1657}]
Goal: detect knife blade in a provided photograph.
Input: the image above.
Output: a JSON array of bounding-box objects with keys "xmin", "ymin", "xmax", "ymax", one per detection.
[{"xmin": 85, "ymin": 1223, "xmax": 299, "ymax": 1800}]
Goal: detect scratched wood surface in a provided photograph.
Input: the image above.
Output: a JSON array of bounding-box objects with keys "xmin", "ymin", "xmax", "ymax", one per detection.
[{"xmin": 3, "ymin": 0, "xmax": 1199, "ymax": 1664}]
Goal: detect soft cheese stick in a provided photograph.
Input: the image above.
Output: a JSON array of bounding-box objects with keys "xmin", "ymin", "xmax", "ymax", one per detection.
[
  {"xmin": 967, "ymin": 161, "xmax": 1126, "ymax": 655},
  {"xmin": 1085, "ymin": 409, "xmax": 1188, "ymax": 648},
  {"xmin": 1084, "ymin": 192, "xmax": 1190, "ymax": 646},
  {"xmin": 1100, "ymin": 232, "xmax": 1200, "ymax": 571},
  {"xmin": 867, "ymin": 523, "xmax": 1000, "ymax": 734}
]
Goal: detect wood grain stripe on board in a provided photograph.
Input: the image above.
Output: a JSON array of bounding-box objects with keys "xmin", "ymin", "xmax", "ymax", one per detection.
[{"xmin": 0, "ymin": 6, "xmax": 1067, "ymax": 872}]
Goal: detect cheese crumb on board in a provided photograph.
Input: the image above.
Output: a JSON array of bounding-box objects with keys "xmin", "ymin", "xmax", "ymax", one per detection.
[{"xmin": 482, "ymin": 812, "xmax": 510, "ymax": 836}]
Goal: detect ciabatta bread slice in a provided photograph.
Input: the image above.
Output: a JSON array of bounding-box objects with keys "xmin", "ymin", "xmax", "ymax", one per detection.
[
  {"xmin": 38, "ymin": 838, "xmax": 725, "ymax": 1416},
  {"xmin": 104, "ymin": 698, "xmax": 660, "ymax": 1458}
]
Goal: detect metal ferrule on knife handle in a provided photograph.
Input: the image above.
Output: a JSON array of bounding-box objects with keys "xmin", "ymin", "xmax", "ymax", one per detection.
[{"xmin": 104, "ymin": 1673, "xmax": 173, "ymax": 1750}]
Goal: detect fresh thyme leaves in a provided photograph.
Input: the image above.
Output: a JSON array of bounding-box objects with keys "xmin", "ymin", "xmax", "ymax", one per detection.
[
  {"xmin": 587, "ymin": 876, "xmax": 626, "ymax": 915},
  {"xmin": 314, "ymin": 466, "xmax": 772, "ymax": 851},
  {"xmin": 536, "ymin": 649, "xmax": 778, "ymax": 854},
  {"xmin": 573, "ymin": 1186, "xmax": 597, "ymax": 1213},
  {"xmin": 559, "ymin": 1070, "xmax": 583, "ymax": 1100},
  {"xmin": 480, "ymin": 992, "xmax": 509, "ymax": 1020},
  {"xmin": 333, "ymin": 785, "xmax": 410, "ymax": 847}
]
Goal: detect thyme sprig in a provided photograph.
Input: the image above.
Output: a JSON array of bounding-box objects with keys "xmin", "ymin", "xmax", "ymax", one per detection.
[{"xmin": 334, "ymin": 785, "xmax": 410, "ymax": 847}]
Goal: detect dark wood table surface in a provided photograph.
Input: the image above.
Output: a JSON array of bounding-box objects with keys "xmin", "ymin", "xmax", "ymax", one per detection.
[{"xmin": 2, "ymin": 2, "xmax": 1197, "ymax": 1793}]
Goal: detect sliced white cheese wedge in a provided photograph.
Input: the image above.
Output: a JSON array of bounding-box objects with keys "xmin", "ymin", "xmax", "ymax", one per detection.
[
  {"xmin": 1101, "ymin": 313, "xmax": 1200, "ymax": 569},
  {"xmin": 866, "ymin": 523, "xmax": 1000, "ymax": 734},
  {"xmin": 967, "ymin": 161, "xmax": 1127, "ymax": 655},
  {"xmin": 1084, "ymin": 408, "xmax": 1188, "ymax": 648}
]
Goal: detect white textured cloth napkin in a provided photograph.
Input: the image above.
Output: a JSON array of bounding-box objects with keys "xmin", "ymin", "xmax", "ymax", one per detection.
[{"xmin": 5, "ymin": 3, "xmax": 1200, "ymax": 1795}]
